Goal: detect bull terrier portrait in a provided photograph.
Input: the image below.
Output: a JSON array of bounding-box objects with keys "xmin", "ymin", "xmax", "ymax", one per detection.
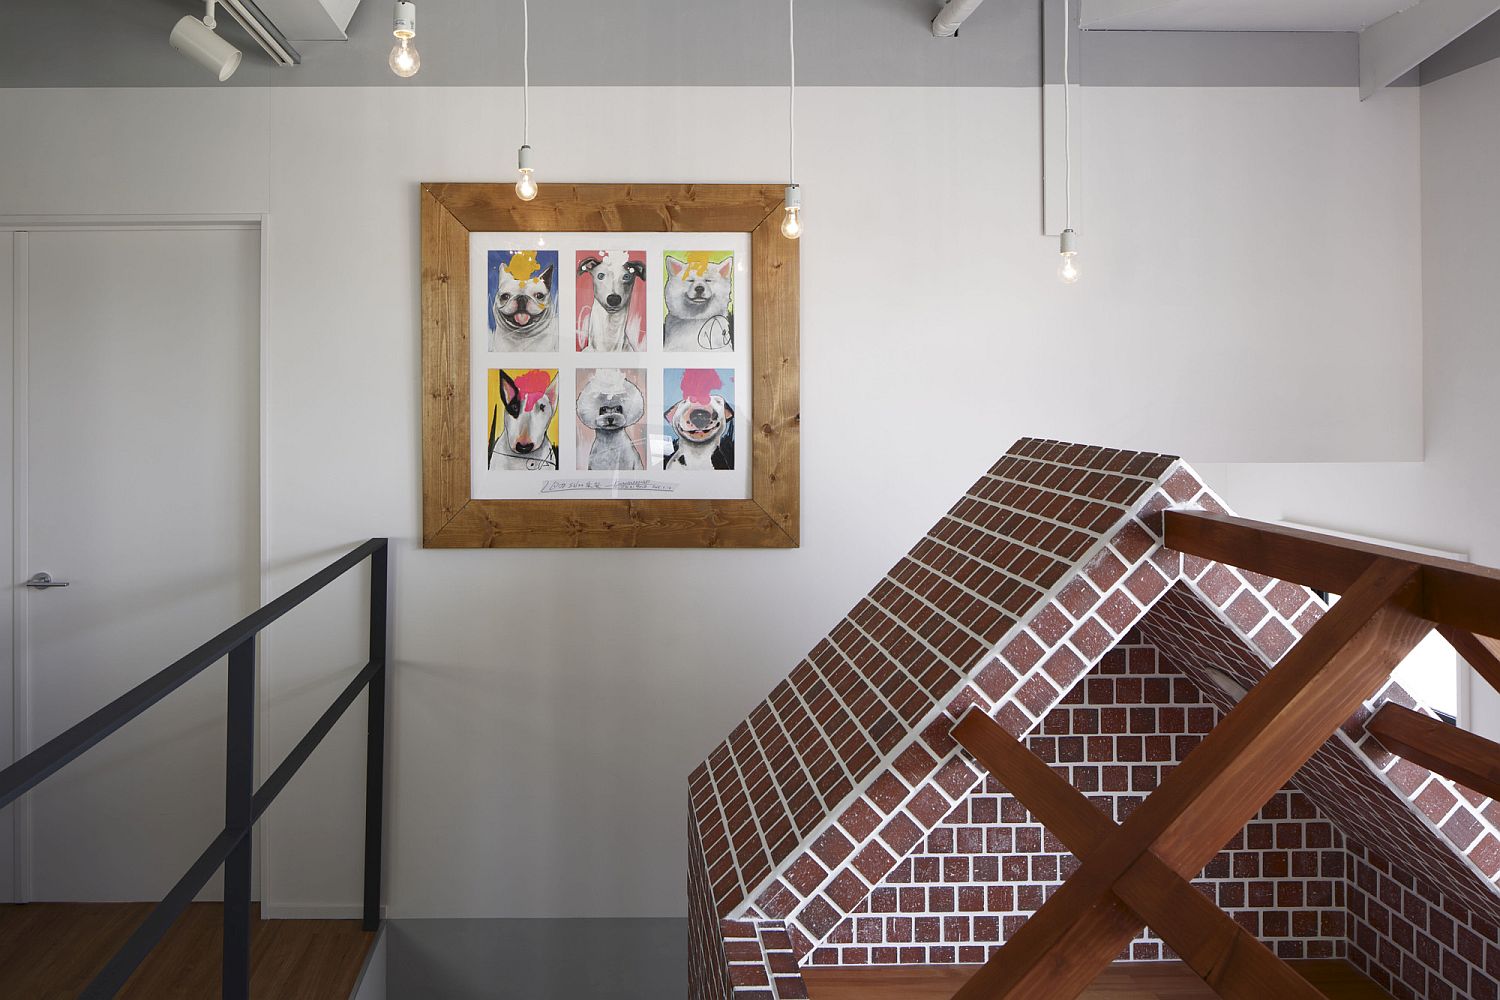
[
  {"xmin": 489, "ymin": 250, "xmax": 558, "ymax": 353},
  {"xmin": 575, "ymin": 369, "xmax": 646, "ymax": 471},
  {"xmin": 663, "ymin": 253, "xmax": 734, "ymax": 352},
  {"xmin": 664, "ymin": 369, "xmax": 734, "ymax": 470},
  {"xmin": 489, "ymin": 369, "xmax": 559, "ymax": 471},
  {"xmin": 577, "ymin": 251, "xmax": 646, "ymax": 352}
]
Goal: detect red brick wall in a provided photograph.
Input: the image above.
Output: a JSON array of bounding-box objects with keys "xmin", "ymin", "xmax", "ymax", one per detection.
[
  {"xmin": 1346, "ymin": 839, "xmax": 1500, "ymax": 1000},
  {"xmin": 803, "ymin": 642, "xmax": 1351, "ymax": 967},
  {"xmin": 689, "ymin": 815, "xmax": 732, "ymax": 1000}
]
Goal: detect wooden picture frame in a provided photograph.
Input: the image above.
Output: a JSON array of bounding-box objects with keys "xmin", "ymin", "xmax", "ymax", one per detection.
[{"xmin": 421, "ymin": 183, "xmax": 799, "ymax": 548}]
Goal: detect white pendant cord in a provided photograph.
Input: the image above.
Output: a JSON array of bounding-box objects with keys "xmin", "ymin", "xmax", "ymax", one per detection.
[
  {"xmin": 522, "ymin": 0, "xmax": 531, "ymax": 146},
  {"xmin": 788, "ymin": 0, "xmax": 796, "ymax": 185},
  {"xmin": 1061, "ymin": 0, "xmax": 1073, "ymax": 231}
]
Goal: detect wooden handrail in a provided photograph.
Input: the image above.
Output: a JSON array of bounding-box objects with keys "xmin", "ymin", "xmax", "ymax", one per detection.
[{"xmin": 1368, "ymin": 703, "xmax": 1500, "ymax": 802}]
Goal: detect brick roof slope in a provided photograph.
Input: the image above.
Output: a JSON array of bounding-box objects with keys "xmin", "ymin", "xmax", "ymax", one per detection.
[{"xmin": 689, "ymin": 438, "xmax": 1500, "ymax": 997}]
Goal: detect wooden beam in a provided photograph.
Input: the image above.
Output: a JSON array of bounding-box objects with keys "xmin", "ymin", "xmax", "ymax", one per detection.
[
  {"xmin": 952, "ymin": 559, "xmax": 1429, "ymax": 999},
  {"xmin": 952, "ymin": 710, "xmax": 1323, "ymax": 1000},
  {"xmin": 951, "ymin": 709, "xmax": 1107, "ymax": 854},
  {"xmin": 1436, "ymin": 626, "xmax": 1500, "ymax": 696},
  {"xmin": 1148, "ymin": 564, "xmax": 1429, "ymax": 874},
  {"xmin": 1367, "ymin": 702, "xmax": 1500, "ymax": 802},
  {"xmin": 1163, "ymin": 509, "xmax": 1500, "ymax": 640},
  {"xmin": 1360, "ymin": 0, "xmax": 1500, "ymax": 100},
  {"xmin": 1112, "ymin": 857, "xmax": 1322, "ymax": 1000}
]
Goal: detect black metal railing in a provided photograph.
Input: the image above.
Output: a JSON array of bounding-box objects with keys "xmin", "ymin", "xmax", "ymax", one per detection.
[{"xmin": 0, "ymin": 537, "xmax": 390, "ymax": 1000}]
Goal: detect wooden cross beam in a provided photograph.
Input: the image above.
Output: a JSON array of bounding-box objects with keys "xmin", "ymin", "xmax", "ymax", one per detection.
[
  {"xmin": 948, "ymin": 558, "xmax": 1431, "ymax": 1000},
  {"xmin": 952, "ymin": 710, "xmax": 1324, "ymax": 1000},
  {"xmin": 1163, "ymin": 509, "xmax": 1500, "ymax": 640},
  {"xmin": 1368, "ymin": 702, "xmax": 1500, "ymax": 802}
]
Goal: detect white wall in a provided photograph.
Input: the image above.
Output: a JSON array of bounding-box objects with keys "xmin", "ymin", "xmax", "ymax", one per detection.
[
  {"xmin": 0, "ymin": 82, "xmax": 1423, "ymax": 916},
  {"xmin": 1209, "ymin": 56, "xmax": 1500, "ymax": 742}
]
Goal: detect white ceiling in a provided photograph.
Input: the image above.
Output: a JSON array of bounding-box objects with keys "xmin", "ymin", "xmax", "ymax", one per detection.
[{"xmin": 1081, "ymin": 0, "xmax": 1418, "ymax": 32}]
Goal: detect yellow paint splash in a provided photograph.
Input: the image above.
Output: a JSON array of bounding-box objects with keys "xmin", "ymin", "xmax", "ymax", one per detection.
[
  {"xmin": 681, "ymin": 251, "xmax": 713, "ymax": 278},
  {"xmin": 504, "ymin": 250, "xmax": 541, "ymax": 282}
]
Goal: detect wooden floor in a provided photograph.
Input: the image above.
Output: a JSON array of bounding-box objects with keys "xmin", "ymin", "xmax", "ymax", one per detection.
[
  {"xmin": 0, "ymin": 902, "xmax": 375, "ymax": 1000},
  {"xmin": 803, "ymin": 960, "xmax": 1392, "ymax": 1000}
]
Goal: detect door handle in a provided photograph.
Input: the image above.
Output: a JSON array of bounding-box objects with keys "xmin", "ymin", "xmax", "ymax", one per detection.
[{"xmin": 24, "ymin": 572, "xmax": 70, "ymax": 589}]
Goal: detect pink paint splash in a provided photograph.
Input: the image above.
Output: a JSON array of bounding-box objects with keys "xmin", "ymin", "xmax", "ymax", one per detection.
[
  {"xmin": 513, "ymin": 370, "xmax": 553, "ymax": 411},
  {"xmin": 680, "ymin": 369, "xmax": 723, "ymax": 404}
]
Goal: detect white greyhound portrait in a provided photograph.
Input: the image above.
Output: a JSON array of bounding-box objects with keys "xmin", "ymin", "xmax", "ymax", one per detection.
[{"xmin": 576, "ymin": 251, "xmax": 646, "ymax": 352}]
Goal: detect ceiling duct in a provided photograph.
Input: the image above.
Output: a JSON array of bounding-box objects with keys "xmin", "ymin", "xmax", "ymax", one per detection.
[{"xmin": 932, "ymin": 0, "xmax": 988, "ymax": 37}]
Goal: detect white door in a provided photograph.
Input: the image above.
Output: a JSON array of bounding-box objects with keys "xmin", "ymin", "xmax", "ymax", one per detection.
[{"xmin": 8, "ymin": 226, "xmax": 259, "ymax": 901}]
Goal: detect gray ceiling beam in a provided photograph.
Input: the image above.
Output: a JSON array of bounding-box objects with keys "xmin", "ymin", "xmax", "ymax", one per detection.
[{"xmin": 1360, "ymin": 0, "xmax": 1500, "ymax": 98}]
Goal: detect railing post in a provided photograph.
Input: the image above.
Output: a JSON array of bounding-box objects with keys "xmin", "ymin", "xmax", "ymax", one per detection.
[
  {"xmin": 223, "ymin": 636, "xmax": 255, "ymax": 1000},
  {"xmin": 363, "ymin": 542, "xmax": 388, "ymax": 932}
]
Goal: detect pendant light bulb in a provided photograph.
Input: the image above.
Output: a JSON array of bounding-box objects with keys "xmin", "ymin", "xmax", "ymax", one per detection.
[
  {"xmin": 389, "ymin": 2, "xmax": 420, "ymax": 78},
  {"xmin": 781, "ymin": 184, "xmax": 803, "ymax": 240},
  {"xmin": 1058, "ymin": 229, "xmax": 1080, "ymax": 285},
  {"xmin": 516, "ymin": 145, "xmax": 538, "ymax": 201}
]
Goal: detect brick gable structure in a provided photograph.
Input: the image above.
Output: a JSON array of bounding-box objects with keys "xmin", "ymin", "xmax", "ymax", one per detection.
[{"xmin": 688, "ymin": 439, "xmax": 1500, "ymax": 1000}]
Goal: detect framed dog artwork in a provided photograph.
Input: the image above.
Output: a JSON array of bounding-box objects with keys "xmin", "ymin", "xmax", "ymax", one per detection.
[{"xmin": 420, "ymin": 184, "xmax": 799, "ymax": 548}]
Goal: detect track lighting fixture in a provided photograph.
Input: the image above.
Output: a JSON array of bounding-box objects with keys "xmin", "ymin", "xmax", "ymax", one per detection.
[
  {"xmin": 170, "ymin": 1, "xmax": 243, "ymax": 82},
  {"xmin": 389, "ymin": 2, "xmax": 420, "ymax": 78},
  {"xmin": 782, "ymin": 0, "xmax": 802, "ymax": 239},
  {"xmin": 515, "ymin": 0, "xmax": 539, "ymax": 201}
]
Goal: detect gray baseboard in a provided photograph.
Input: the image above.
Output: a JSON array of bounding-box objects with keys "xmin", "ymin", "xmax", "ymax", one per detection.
[
  {"xmin": 351, "ymin": 926, "xmax": 388, "ymax": 1000},
  {"xmin": 385, "ymin": 918, "xmax": 687, "ymax": 1000}
]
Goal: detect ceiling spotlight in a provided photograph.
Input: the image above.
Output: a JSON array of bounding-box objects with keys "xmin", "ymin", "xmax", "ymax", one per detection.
[
  {"xmin": 170, "ymin": 2, "xmax": 243, "ymax": 82},
  {"xmin": 389, "ymin": 2, "xmax": 420, "ymax": 78}
]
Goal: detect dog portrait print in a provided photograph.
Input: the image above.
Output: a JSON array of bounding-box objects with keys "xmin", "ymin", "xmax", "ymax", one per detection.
[
  {"xmin": 576, "ymin": 250, "xmax": 647, "ymax": 353},
  {"xmin": 662, "ymin": 368, "xmax": 735, "ymax": 470},
  {"xmin": 487, "ymin": 368, "xmax": 560, "ymax": 471},
  {"xmin": 663, "ymin": 251, "xmax": 734, "ymax": 352},
  {"xmin": 487, "ymin": 250, "xmax": 559, "ymax": 353},
  {"xmin": 574, "ymin": 368, "xmax": 647, "ymax": 472}
]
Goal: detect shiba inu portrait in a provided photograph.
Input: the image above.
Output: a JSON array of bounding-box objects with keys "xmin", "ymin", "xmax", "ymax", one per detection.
[
  {"xmin": 663, "ymin": 252, "xmax": 734, "ymax": 352},
  {"xmin": 575, "ymin": 368, "xmax": 646, "ymax": 471},
  {"xmin": 663, "ymin": 368, "xmax": 735, "ymax": 470},
  {"xmin": 488, "ymin": 368, "xmax": 559, "ymax": 471},
  {"xmin": 488, "ymin": 250, "xmax": 558, "ymax": 353}
]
